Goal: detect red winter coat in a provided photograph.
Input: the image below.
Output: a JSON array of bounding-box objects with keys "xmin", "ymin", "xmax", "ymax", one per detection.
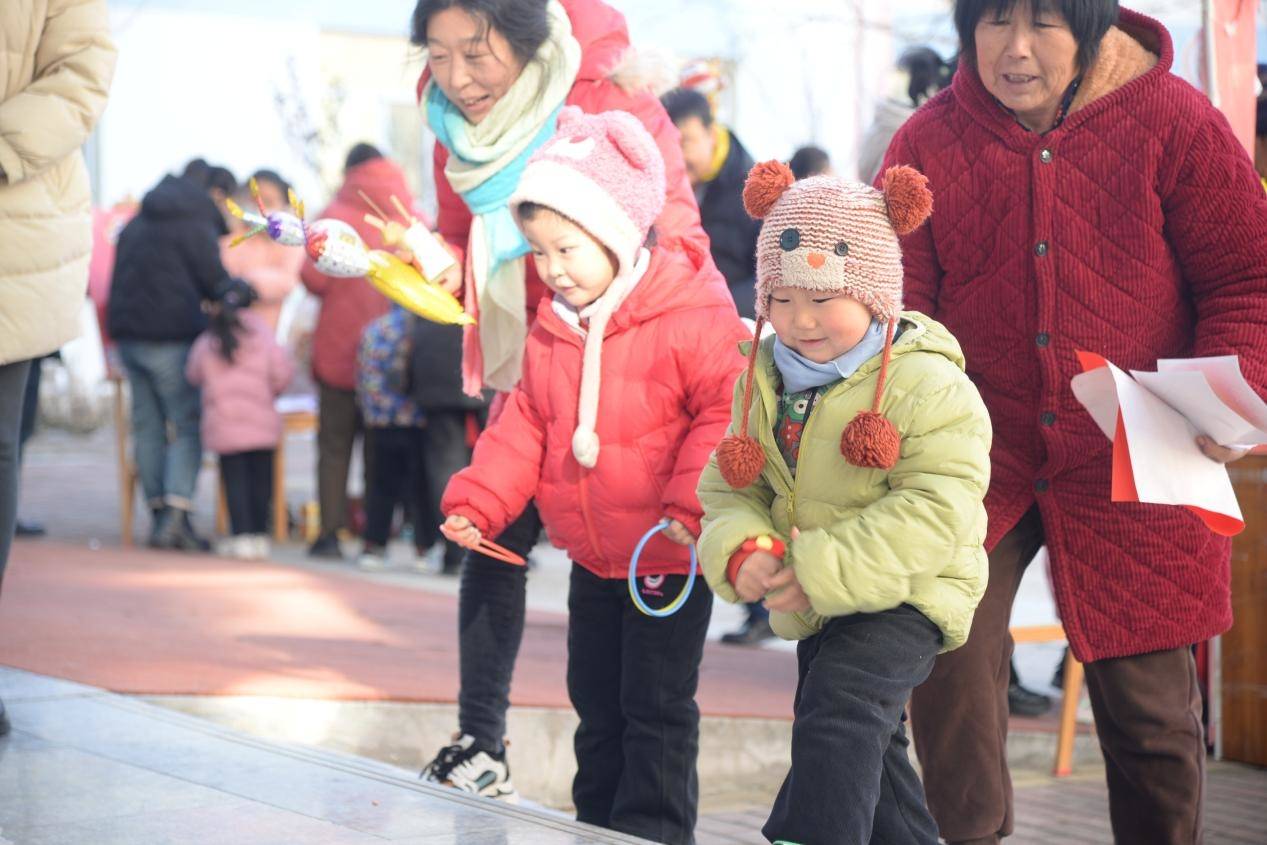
[
  {"xmin": 442, "ymin": 244, "xmax": 748, "ymax": 579},
  {"xmin": 300, "ymin": 158, "xmax": 415, "ymax": 391},
  {"xmin": 421, "ymin": 0, "xmax": 711, "ymax": 316},
  {"xmin": 882, "ymin": 9, "xmax": 1267, "ymax": 662}
]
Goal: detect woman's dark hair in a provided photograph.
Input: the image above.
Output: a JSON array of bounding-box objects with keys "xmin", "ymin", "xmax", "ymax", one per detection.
[
  {"xmin": 788, "ymin": 146, "xmax": 831, "ymax": 181},
  {"xmin": 209, "ymin": 279, "xmax": 258, "ymax": 364},
  {"xmin": 250, "ymin": 168, "xmax": 291, "ymax": 198},
  {"xmin": 660, "ymin": 88, "xmax": 713, "ymax": 128},
  {"xmin": 205, "ymin": 166, "xmax": 238, "ymax": 198},
  {"xmin": 954, "ymin": 0, "xmax": 1119, "ymax": 72},
  {"xmin": 411, "ymin": 0, "xmax": 550, "ymax": 67},
  {"xmin": 1256, "ymin": 98, "xmax": 1267, "ymax": 141},
  {"xmin": 345, "ymin": 143, "xmax": 383, "ymax": 172},
  {"xmin": 899, "ymin": 47, "xmax": 953, "ymax": 107}
]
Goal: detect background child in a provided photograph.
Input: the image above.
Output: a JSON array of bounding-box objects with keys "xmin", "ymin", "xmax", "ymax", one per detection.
[
  {"xmin": 439, "ymin": 107, "xmax": 749, "ymax": 843},
  {"xmin": 355, "ymin": 304, "xmax": 430, "ymax": 572},
  {"xmin": 697, "ymin": 162, "xmax": 992, "ymax": 844},
  {"xmin": 187, "ymin": 279, "xmax": 294, "ymax": 559}
]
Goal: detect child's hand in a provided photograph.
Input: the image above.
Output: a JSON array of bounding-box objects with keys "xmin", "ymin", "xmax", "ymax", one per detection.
[
  {"xmin": 661, "ymin": 518, "xmax": 695, "ymax": 546},
  {"xmin": 763, "ymin": 566, "xmax": 812, "ymax": 614},
  {"xmin": 441, "ymin": 514, "xmax": 481, "ymax": 548},
  {"xmin": 735, "ymin": 551, "xmax": 782, "ymax": 603}
]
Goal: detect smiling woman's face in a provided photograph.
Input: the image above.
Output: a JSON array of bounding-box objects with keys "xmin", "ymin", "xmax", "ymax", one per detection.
[
  {"xmin": 426, "ymin": 7, "xmax": 526, "ymax": 125},
  {"xmin": 974, "ymin": 1, "xmax": 1080, "ymax": 132}
]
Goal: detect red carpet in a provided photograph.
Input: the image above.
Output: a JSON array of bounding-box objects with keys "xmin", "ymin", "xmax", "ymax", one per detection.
[{"xmin": 0, "ymin": 541, "xmax": 797, "ymax": 719}]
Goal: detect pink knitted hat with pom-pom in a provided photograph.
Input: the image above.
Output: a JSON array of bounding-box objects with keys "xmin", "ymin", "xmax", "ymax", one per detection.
[
  {"xmin": 510, "ymin": 106, "xmax": 665, "ymax": 275},
  {"xmin": 715, "ymin": 162, "xmax": 934, "ymax": 489}
]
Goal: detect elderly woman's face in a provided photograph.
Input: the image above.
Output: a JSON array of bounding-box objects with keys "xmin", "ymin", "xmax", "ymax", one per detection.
[
  {"xmin": 975, "ymin": 2, "xmax": 1080, "ymax": 131},
  {"xmin": 426, "ymin": 7, "xmax": 526, "ymax": 125}
]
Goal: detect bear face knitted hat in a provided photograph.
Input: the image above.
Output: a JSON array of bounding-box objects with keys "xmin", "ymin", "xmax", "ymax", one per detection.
[
  {"xmin": 509, "ymin": 108, "xmax": 667, "ymax": 470},
  {"xmin": 510, "ymin": 106, "xmax": 666, "ymax": 277},
  {"xmin": 715, "ymin": 162, "xmax": 933, "ymax": 488}
]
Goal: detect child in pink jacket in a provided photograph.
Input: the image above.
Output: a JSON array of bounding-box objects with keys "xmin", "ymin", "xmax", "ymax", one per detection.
[
  {"xmin": 439, "ymin": 108, "xmax": 748, "ymax": 843},
  {"xmin": 187, "ymin": 280, "xmax": 294, "ymax": 559}
]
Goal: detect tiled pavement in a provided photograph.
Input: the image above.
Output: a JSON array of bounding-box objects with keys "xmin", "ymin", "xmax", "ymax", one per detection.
[{"xmin": 695, "ymin": 765, "xmax": 1267, "ymax": 844}]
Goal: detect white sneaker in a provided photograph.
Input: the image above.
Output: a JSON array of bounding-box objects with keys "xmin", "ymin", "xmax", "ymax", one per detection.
[
  {"xmin": 412, "ymin": 542, "xmax": 443, "ymax": 574},
  {"xmin": 251, "ymin": 535, "xmax": 271, "ymax": 560},
  {"xmin": 420, "ymin": 733, "xmax": 518, "ymax": 802},
  {"xmin": 227, "ymin": 535, "xmax": 254, "ymax": 560},
  {"xmin": 357, "ymin": 551, "xmax": 389, "ymax": 571}
]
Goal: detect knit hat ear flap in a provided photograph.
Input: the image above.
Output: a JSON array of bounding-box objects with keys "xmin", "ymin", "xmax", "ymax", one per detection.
[
  {"xmin": 556, "ymin": 104, "xmax": 585, "ymax": 131},
  {"xmin": 881, "ymin": 165, "xmax": 933, "ymax": 236},
  {"xmin": 605, "ymin": 112, "xmax": 659, "ymax": 171},
  {"xmin": 716, "ymin": 319, "xmax": 767, "ymax": 488},
  {"xmin": 743, "ymin": 161, "xmax": 796, "ymax": 219},
  {"xmin": 841, "ymin": 318, "xmax": 901, "ymax": 470}
]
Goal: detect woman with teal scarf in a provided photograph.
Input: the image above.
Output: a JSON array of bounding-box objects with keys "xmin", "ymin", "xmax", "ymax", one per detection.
[{"xmin": 411, "ymin": 0, "xmax": 718, "ymax": 816}]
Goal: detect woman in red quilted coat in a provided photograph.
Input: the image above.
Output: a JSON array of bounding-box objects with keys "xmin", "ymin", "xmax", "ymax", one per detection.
[
  {"xmin": 442, "ymin": 109, "xmax": 747, "ymax": 842},
  {"xmin": 880, "ymin": 2, "xmax": 1267, "ymax": 843},
  {"xmin": 411, "ymin": 0, "xmax": 719, "ymax": 803}
]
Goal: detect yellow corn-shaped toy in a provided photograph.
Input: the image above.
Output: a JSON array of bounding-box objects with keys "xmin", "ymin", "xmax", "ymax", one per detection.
[{"xmin": 366, "ymin": 250, "xmax": 473, "ymax": 327}]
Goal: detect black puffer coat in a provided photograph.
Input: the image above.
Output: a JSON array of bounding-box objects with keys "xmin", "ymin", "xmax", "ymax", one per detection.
[
  {"xmin": 698, "ymin": 130, "xmax": 760, "ymax": 319},
  {"xmin": 107, "ymin": 175, "xmax": 231, "ymax": 342}
]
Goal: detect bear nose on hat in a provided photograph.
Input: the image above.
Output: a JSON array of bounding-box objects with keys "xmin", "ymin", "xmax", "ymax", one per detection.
[{"xmin": 806, "ymin": 252, "xmax": 826, "ymax": 269}]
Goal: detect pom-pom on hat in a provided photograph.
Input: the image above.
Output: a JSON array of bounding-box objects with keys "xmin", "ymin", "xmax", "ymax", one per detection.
[{"xmin": 716, "ymin": 163, "xmax": 933, "ymax": 487}]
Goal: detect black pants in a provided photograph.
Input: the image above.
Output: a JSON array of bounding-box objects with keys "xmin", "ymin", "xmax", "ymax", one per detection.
[
  {"xmin": 764, "ymin": 606, "xmax": 942, "ymax": 845},
  {"xmin": 567, "ymin": 563, "xmax": 713, "ymax": 845},
  {"xmin": 364, "ymin": 426, "xmax": 425, "ymax": 548},
  {"xmin": 219, "ymin": 450, "xmax": 274, "ymax": 536},
  {"xmin": 0, "ymin": 359, "xmax": 31, "ymax": 589},
  {"xmin": 457, "ymin": 503, "xmax": 542, "ymax": 747},
  {"xmin": 415, "ymin": 411, "xmax": 472, "ymax": 567},
  {"xmin": 19, "ymin": 357, "xmax": 40, "ymax": 450}
]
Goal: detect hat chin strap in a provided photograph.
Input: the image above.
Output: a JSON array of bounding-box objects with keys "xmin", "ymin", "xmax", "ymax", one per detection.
[{"xmin": 571, "ymin": 248, "xmax": 650, "ymax": 469}]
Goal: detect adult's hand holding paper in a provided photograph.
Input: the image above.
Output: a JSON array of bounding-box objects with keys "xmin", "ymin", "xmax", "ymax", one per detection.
[{"xmin": 1071, "ymin": 352, "xmax": 1245, "ymax": 536}]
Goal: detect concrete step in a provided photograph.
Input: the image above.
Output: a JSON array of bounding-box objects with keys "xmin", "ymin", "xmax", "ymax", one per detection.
[
  {"xmin": 0, "ymin": 667, "xmax": 651, "ymax": 844},
  {"xmin": 145, "ymin": 696, "xmax": 1106, "ymax": 812}
]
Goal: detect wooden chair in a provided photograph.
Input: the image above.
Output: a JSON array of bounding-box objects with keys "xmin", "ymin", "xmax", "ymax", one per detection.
[{"xmin": 1010, "ymin": 624, "xmax": 1085, "ymax": 777}]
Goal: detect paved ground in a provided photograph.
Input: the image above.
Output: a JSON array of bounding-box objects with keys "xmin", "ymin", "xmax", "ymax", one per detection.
[{"xmin": 695, "ymin": 762, "xmax": 1267, "ymax": 845}]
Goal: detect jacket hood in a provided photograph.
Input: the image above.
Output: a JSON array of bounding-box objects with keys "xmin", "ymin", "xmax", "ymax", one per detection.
[
  {"xmin": 334, "ymin": 157, "xmax": 413, "ymax": 219},
  {"xmin": 141, "ymin": 175, "xmax": 225, "ymax": 233},
  {"xmin": 559, "ymin": 0, "xmax": 631, "ymax": 83}
]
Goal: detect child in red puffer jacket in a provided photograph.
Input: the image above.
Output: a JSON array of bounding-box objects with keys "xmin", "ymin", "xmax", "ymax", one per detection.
[{"xmin": 440, "ymin": 107, "xmax": 747, "ymax": 844}]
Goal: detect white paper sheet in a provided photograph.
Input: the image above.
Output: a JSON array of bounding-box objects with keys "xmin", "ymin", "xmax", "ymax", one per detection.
[{"xmin": 1071, "ymin": 357, "xmax": 1243, "ymax": 524}]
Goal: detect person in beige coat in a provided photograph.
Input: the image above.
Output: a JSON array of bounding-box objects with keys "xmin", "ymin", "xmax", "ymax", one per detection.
[{"xmin": 0, "ymin": 0, "xmax": 116, "ymax": 736}]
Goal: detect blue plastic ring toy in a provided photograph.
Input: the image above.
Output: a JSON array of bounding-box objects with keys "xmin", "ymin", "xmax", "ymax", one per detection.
[{"xmin": 627, "ymin": 519, "xmax": 698, "ymax": 618}]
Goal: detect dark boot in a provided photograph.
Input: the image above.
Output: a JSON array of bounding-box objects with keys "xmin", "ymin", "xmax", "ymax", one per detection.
[
  {"xmin": 721, "ymin": 614, "xmax": 775, "ymax": 646},
  {"xmin": 154, "ymin": 508, "xmax": 211, "ymax": 552},
  {"xmin": 307, "ymin": 532, "xmax": 343, "ymax": 560},
  {"xmin": 147, "ymin": 506, "xmax": 166, "ymax": 548},
  {"xmin": 14, "ymin": 519, "xmax": 45, "ymax": 537},
  {"xmin": 0, "ymin": 696, "xmax": 10, "ymax": 737},
  {"xmin": 1008, "ymin": 658, "xmax": 1053, "ymax": 717}
]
